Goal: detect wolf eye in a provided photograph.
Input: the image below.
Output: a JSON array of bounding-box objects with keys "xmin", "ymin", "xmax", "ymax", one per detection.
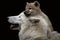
[{"xmin": 19, "ymin": 16, "xmax": 20, "ymax": 18}]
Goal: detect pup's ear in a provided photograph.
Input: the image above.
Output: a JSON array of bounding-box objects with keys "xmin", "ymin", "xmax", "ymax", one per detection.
[
  {"xmin": 26, "ymin": 2, "xmax": 29, "ymax": 5},
  {"xmin": 34, "ymin": 1, "xmax": 40, "ymax": 7}
]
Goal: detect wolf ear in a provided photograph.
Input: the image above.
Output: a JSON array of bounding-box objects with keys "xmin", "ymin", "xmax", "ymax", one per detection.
[{"xmin": 34, "ymin": 1, "xmax": 40, "ymax": 7}]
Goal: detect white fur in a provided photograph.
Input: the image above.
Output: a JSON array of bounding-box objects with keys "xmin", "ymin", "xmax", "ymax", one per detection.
[{"xmin": 40, "ymin": 16, "xmax": 48, "ymax": 33}]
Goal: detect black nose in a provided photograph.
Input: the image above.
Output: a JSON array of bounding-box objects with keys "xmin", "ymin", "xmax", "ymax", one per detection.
[
  {"xmin": 24, "ymin": 10, "xmax": 31, "ymax": 17},
  {"xmin": 7, "ymin": 16, "xmax": 9, "ymax": 19},
  {"xmin": 24, "ymin": 10, "xmax": 28, "ymax": 14}
]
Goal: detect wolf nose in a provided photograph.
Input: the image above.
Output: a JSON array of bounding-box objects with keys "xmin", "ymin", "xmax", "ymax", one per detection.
[{"xmin": 7, "ymin": 16, "xmax": 10, "ymax": 19}]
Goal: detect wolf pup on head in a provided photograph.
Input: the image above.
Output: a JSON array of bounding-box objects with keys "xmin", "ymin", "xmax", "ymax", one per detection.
[{"xmin": 24, "ymin": 1, "xmax": 53, "ymax": 31}]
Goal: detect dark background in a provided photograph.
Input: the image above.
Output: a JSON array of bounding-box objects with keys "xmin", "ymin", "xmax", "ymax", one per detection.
[{"xmin": 0, "ymin": 0, "xmax": 60, "ymax": 40}]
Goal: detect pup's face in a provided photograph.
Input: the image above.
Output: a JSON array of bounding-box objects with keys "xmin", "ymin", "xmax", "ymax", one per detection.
[{"xmin": 24, "ymin": 1, "xmax": 40, "ymax": 16}]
